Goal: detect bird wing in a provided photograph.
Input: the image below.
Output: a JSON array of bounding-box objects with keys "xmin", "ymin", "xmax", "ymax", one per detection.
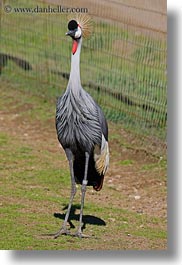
[
  {"xmin": 84, "ymin": 90, "xmax": 108, "ymax": 140},
  {"xmin": 94, "ymin": 134, "xmax": 109, "ymax": 176},
  {"xmin": 97, "ymin": 105, "xmax": 108, "ymax": 141},
  {"xmin": 84, "ymin": 96, "xmax": 109, "ymax": 176}
]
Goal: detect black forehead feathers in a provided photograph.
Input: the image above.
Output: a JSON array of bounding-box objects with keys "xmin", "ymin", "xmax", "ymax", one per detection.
[{"xmin": 68, "ymin": 20, "xmax": 78, "ymax": 30}]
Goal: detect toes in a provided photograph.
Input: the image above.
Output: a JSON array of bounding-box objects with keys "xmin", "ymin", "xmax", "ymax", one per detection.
[
  {"xmin": 73, "ymin": 232, "xmax": 91, "ymax": 238},
  {"xmin": 53, "ymin": 229, "xmax": 70, "ymax": 238}
]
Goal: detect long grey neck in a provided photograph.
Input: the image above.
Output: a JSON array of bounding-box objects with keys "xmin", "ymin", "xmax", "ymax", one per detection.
[{"xmin": 67, "ymin": 38, "xmax": 82, "ymax": 93}]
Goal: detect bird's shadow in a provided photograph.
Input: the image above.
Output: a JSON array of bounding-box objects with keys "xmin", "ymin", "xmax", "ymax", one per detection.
[{"xmin": 54, "ymin": 204, "xmax": 106, "ymax": 230}]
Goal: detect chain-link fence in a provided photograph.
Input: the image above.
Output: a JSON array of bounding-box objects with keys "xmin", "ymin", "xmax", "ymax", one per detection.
[{"xmin": 0, "ymin": 0, "xmax": 167, "ymax": 139}]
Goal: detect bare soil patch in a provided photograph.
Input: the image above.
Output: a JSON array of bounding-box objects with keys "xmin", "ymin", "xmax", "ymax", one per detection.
[{"xmin": 0, "ymin": 84, "xmax": 167, "ymax": 249}]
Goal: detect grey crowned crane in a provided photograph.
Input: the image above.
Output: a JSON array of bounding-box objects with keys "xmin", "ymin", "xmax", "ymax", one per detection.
[{"xmin": 55, "ymin": 15, "xmax": 109, "ymax": 238}]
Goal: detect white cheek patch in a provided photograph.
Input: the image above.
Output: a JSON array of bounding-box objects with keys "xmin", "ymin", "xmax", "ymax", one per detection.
[{"xmin": 75, "ymin": 27, "xmax": 82, "ymax": 38}]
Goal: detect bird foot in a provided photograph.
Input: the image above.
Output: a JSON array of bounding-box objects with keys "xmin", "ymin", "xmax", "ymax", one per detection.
[
  {"xmin": 53, "ymin": 228, "xmax": 70, "ymax": 239},
  {"xmin": 73, "ymin": 231, "xmax": 91, "ymax": 238}
]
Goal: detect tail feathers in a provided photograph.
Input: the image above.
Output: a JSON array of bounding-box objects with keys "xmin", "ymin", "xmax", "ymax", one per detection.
[
  {"xmin": 73, "ymin": 151, "xmax": 106, "ymax": 191},
  {"xmin": 93, "ymin": 174, "xmax": 104, "ymax": 191},
  {"xmin": 72, "ymin": 135, "xmax": 109, "ymax": 191}
]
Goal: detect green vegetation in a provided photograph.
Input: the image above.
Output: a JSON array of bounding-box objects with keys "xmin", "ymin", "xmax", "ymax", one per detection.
[
  {"xmin": 0, "ymin": 82, "xmax": 167, "ymax": 250},
  {"xmin": 118, "ymin": 159, "xmax": 134, "ymax": 166},
  {"xmin": 0, "ymin": 0, "xmax": 167, "ymax": 250},
  {"xmin": 1, "ymin": 0, "xmax": 167, "ymax": 137}
]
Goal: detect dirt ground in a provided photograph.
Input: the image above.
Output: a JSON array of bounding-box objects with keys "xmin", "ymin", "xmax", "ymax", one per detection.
[
  {"xmin": 0, "ymin": 1, "xmax": 167, "ymax": 250},
  {"xmin": 1, "ymin": 103, "xmax": 167, "ymax": 219},
  {"xmin": 0, "ymin": 83, "xmax": 167, "ymax": 249}
]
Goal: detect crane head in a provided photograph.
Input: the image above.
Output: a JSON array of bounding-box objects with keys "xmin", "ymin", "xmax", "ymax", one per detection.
[
  {"xmin": 66, "ymin": 20, "xmax": 82, "ymax": 55},
  {"xmin": 66, "ymin": 15, "xmax": 92, "ymax": 55},
  {"xmin": 66, "ymin": 20, "xmax": 82, "ymax": 39}
]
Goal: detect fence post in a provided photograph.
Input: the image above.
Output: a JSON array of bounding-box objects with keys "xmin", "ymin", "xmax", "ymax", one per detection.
[
  {"xmin": 0, "ymin": 0, "xmax": 2, "ymax": 33},
  {"xmin": 0, "ymin": 0, "xmax": 2, "ymax": 48}
]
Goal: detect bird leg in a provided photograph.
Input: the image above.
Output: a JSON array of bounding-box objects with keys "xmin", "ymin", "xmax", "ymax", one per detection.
[
  {"xmin": 54, "ymin": 149, "xmax": 76, "ymax": 238},
  {"xmin": 74, "ymin": 152, "xmax": 90, "ymax": 238}
]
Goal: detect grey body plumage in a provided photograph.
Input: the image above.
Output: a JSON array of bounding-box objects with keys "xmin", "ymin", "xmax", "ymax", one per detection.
[
  {"xmin": 54, "ymin": 18, "xmax": 109, "ymax": 238},
  {"xmin": 56, "ymin": 88, "xmax": 103, "ymax": 153}
]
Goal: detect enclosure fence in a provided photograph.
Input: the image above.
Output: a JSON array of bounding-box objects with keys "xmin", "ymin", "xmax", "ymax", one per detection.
[{"xmin": 0, "ymin": 0, "xmax": 167, "ymax": 139}]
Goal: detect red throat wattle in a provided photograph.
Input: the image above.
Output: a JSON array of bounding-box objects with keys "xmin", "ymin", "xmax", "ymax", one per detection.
[{"xmin": 72, "ymin": 40, "xmax": 78, "ymax": 55}]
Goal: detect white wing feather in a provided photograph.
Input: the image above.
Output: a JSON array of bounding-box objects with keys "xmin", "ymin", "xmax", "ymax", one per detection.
[{"xmin": 94, "ymin": 134, "xmax": 109, "ymax": 175}]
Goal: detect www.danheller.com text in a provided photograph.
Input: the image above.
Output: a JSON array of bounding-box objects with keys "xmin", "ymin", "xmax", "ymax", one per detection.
[{"xmin": 3, "ymin": 4, "xmax": 89, "ymax": 14}]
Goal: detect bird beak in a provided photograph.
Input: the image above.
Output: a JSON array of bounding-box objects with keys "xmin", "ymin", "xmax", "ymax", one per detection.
[
  {"xmin": 66, "ymin": 30, "xmax": 75, "ymax": 38},
  {"xmin": 66, "ymin": 30, "xmax": 78, "ymax": 55}
]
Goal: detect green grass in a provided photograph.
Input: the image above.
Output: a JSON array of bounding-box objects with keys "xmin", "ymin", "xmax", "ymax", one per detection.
[
  {"xmin": 0, "ymin": 0, "xmax": 167, "ymax": 135},
  {"xmin": 118, "ymin": 159, "xmax": 134, "ymax": 166},
  {"xmin": 0, "ymin": 82, "xmax": 167, "ymax": 250},
  {"xmin": 0, "ymin": 0, "xmax": 167, "ymax": 250},
  {"xmin": 141, "ymin": 159, "xmax": 167, "ymax": 171}
]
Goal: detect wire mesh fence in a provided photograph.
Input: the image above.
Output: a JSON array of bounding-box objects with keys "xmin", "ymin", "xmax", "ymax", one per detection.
[{"xmin": 0, "ymin": 0, "xmax": 167, "ymax": 139}]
